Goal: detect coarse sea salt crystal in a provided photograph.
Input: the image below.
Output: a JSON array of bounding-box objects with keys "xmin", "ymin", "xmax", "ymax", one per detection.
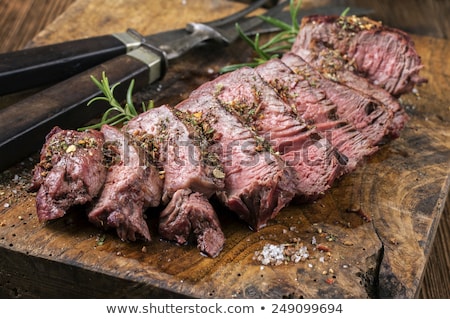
[
  {"xmin": 260, "ymin": 244, "xmax": 285, "ymax": 265},
  {"xmin": 292, "ymin": 246, "xmax": 309, "ymax": 263},
  {"xmin": 256, "ymin": 243, "xmax": 310, "ymax": 265}
]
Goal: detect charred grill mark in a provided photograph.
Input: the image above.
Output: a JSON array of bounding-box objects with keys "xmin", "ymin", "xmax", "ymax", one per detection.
[
  {"xmin": 334, "ymin": 149, "xmax": 349, "ymax": 166},
  {"xmin": 327, "ymin": 108, "xmax": 339, "ymax": 121},
  {"xmin": 310, "ymin": 132, "xmax": 322, "ymax": 141},
  {"xmin": 365, "ymin": 101, "xmax": 378, "ymax": 115}
]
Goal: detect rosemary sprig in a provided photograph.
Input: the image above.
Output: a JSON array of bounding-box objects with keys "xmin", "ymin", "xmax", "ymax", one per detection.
[
  {"xmin": 79, "ymin": 72, "xmax": 154, "ymax": 130},
  {"xmin": 220, "ymin": 0, "xmax": 302, "ymax": 73}
]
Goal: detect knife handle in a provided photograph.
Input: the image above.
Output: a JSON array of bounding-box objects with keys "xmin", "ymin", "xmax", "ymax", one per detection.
[
  {"xmin": 0, "ymin": 44, "xmax": 167, "ymax": 171},
  {"xmin": 0, "ymin": 31, "xmax": 143, "ymax": 96}
]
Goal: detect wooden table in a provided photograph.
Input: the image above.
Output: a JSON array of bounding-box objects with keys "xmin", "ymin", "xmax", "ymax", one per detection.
[{"xmin": 1, "ymin": 0, "xmax": 449, "ymax": 298}]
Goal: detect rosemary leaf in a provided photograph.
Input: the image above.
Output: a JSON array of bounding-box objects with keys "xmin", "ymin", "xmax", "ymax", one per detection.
[
  {"xmin": 258, "ymin": 15, "xmax": 292, "ymax": 31},
  {"xmin": 125, "ymin": 79, "xmax": 138, "ymax": 117},
  {"xmin": 290, "ymin": 0, "xmax": 302, "ymax": 31}
]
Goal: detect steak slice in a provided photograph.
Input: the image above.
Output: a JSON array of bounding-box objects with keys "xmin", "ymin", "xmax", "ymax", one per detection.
[
  {"xmin": 159, "ymin": 189, "xmax": 225, "ymax": 258},
  {"xmin": 177, "ymin": 87, "xmax": 297, "ymax": 230},
  {"xmin": 295, "ymin": 47, "xmax": 409, "ymax": 137},
  {"xmin": 88, "ymin": 125, "xmax": 163, "ymax": 242},
  {"xmin": 210, "ymin": 66, "xmax": 341, "ymax": 200},
  {"xmin": 279, "ymin": 52, "xmax": 395, "ymax": 173},
  {"xmin": 125, "ymin": 105, "xmax": 226, "ymax": 251},
  {"xmin": 124, "ymin": 105, "xmax": 224, "ymax": 204},
  {"xmin": 30, "ymin": 126, "xmax": 107, "ymax": 222},
  {"xmin": 292, "ymin": 15, "xmax": 426, "ymax": 96},
  {"xmin": 281, "ymin": 53, "xmax": 393, "ymax": 145}
]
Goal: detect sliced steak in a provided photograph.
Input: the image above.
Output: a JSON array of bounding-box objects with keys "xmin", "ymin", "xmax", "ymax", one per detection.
[
  {"xmin": 159, "ymin": 189, "xmax": 225, "ymax": 258},
  {"xmin": 30, "ymin": 127, "xmax": 107, "ymax": 221},
  {"xmin": 210, "ymin": 66, "xmax": 341, "ymax": 200},
  {"xmin": 125, "ymin": 105, "xmax": 224, "ymax": 204},
  {"xmin": 177, "ymin": 87, "xmax": 297, "ymax": 230},
  {"xmin": 30, "ymin": 15, "xmax": 425, "ymax": 257},
  {"xmin": 125, "ymin": 105, "xmax": 226, "ymax": 249},
  {"xmin": 292, "ymin": 15, "xmax": 426, "ymax": 96},
  {"xmin": 279, "ymin": 52, "xmax": 395, "ymax": 172},
  {"xmin": 88, "ymin": 125, "xmax": 163, "ymax": 242},
  {"xmin": 281, "ymin": 52, "xmax": 393, "ymax": 144},
  {"xmin": 296, "ymin": 47, "xmax": 409, "ymax": 137}
]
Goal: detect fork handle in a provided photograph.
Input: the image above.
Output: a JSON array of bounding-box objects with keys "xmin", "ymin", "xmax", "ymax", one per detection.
[
  {"xmin": 0, "ymin": 32, "xmax": 142, "ymax": 96},
  {"xmin": 0, "ymin": 44, "xmax": 166, "ymax": 170}
]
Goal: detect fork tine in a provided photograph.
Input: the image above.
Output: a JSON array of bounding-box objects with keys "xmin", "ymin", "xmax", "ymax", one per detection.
[{"xmin": 160, "ymin": 1, "xmax": 286, "ymax": 59}]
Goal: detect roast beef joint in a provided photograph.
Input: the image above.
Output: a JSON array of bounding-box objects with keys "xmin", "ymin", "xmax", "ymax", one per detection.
[{"xmin": 30, "ymin": 15, "xmax": 425, "ymax": 258}]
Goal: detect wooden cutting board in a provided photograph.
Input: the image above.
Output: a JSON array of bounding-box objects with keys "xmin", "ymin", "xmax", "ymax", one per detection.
[{"xmin": 1, "ymin": 0, "xmax": 449, "ymax": 298}]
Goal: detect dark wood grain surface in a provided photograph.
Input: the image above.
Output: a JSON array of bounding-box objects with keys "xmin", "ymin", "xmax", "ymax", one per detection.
[
  {"xmin": 335, "ymin": 0, "xmax": 450, "ymax": 298},
  {"xmin": 0, "ymin": 0, "xmax": 75, "ymax": 53},
  {"xmin": 0, "ymin": 0, "xmax": 449, "ymax": 298}
]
